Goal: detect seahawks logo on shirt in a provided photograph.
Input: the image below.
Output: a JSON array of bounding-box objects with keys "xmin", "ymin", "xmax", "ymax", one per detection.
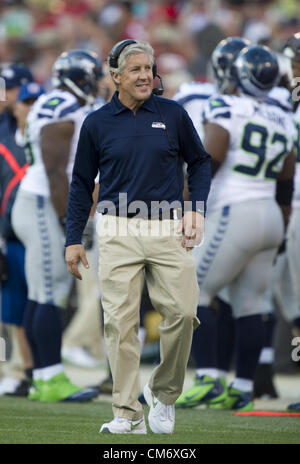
[{"xmin": 152, "ymin": 122, "xmax": 166, "ymax": 129}]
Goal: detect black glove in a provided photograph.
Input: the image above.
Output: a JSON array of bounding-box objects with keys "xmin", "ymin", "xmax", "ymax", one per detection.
[
  {"xmin": 82, "ymin": 218, "xmax": 94, "ymax": 251},
  {"xmin": 0, "ymin": 249, "xmax": 8, "ymax": 283}
]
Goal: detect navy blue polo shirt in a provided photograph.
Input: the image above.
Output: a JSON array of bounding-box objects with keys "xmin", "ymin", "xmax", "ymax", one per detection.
[{"xmin": 66, "ymin": 91, "xmax": 211, "ymax": 246}]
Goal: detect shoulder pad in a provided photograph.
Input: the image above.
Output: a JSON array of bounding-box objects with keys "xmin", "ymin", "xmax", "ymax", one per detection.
[
  {"xmin": 202, "ymin": 95, "xmax": 233, "ymax": 122},
  {"xmin": 37, "ymin": 91, "xmax": 79, "ymax": 120},
  {"xmin": 42, "ymin": 96, "xmax": 66, "ymax": 109},
  {"xmin": 208, "ymin": 96, "xmax": 231, "ymax": 111}
]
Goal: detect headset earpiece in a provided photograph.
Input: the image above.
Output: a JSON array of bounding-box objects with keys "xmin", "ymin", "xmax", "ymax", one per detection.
[
  {"xmin": 152, "ymin": 60, "xmax": 164, "ymax": 95},
  {"xmin": 109, "ymin": 39, "xmax": 137, "ymax": 69}
]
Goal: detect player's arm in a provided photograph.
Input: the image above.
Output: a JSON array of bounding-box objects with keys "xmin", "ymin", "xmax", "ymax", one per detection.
[
  {"xmin": 276, "ymin": 149, "xmax": 295, "ymax": 226},
  {"xmin": 41, "ymin": 121, "xmax": 74, "ymax": 219},
  {"xmin": 203, "ymin": 122, "xmax": 229, "ymax": 176}
]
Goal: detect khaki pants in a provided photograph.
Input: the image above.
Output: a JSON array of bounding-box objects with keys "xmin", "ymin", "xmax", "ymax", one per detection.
[{"xmin": 97, "ymin": 215, "xmax": 199, "ymax": 420}]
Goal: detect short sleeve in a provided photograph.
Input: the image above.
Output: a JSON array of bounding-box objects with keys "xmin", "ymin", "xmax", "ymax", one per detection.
[{"xmin": 202, "ymin": 96, "xmax": 232, "ymax": 133}]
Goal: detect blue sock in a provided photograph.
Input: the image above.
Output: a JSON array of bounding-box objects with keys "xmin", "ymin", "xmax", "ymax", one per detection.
[
  {"xmin": 215, "ymin": 297, "xmax": 235, "ymax": 372},
  {"xmin": 191, "ymin": 305, "xmax": 217, "ymax": 369},
  {"xmin": 235, "ymin": 314, "xmax": 264, "ymax": 381},
  {"xmin": 32, "ymin": 303, "xmax": 63, "ymax": 368},
  {"xmin": 261, "ymin": 312, "xmax": 276, "ymax": 349},
  {"xmin": 23, "ymin": 299, "xmax": 41, "ymax": 368}
]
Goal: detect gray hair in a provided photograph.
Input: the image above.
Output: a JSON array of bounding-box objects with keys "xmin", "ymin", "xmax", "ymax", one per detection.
[{"xmin": 109, "ymin": 41, "xmax": 155, "ymax": 77}]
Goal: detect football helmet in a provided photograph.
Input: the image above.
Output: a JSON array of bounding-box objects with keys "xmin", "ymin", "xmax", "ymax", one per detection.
[
  {"xmin": 211, "ymin": 37, "xmax": 250, "ymax": 93},
  {"xmin": 52, "ymin": 49, "xmax": 103, "ymax": 104},
  {"xmin": 234, "ymin": 45, "xmax": 279, "ymax": 98}
]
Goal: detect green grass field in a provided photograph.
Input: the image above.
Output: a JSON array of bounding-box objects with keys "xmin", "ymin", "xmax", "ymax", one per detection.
[{"xmin": 0, "ymin": 396, "xmax": 299, "ymax": 444}]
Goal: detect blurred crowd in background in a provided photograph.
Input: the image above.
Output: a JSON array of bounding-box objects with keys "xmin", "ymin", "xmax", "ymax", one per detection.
[{"xmin": 0, "ymin": 0, "xmax": 300, "ymax": 98}]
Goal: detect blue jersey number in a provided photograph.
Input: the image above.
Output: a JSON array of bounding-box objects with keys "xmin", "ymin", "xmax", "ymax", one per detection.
[{"xmin": 233, "ymin": 122, "xmax": 288, "ymax": 179}]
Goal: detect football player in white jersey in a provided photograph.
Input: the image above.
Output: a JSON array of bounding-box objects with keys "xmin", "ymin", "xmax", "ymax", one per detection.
[
  {"xmin": 11, "ymin": 50, "xmax": 103, "ymax": 402},
  {"xmin": 284, "ymin": 34, "xmax": 300, "ymax": 331},
  {"xmin": 174, "ymin": 37, "xmax": 250, "ymax": 409},
  {"xmin": 252, "ymin": 81, "xmax": 295, "ymax": 399},
  {"xmin": 212, "ymin": 80, "xmax": 297, "ymax": 402},
  {"xmin": 282, "ymin": 33, "xmax": 300, "ymax": 412},
  {"xmin": 176, "ymin": 45, "xmax": 295, "ymax": 412}
]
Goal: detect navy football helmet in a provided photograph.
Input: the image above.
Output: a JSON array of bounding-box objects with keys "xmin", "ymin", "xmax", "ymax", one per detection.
[
  {"xmin": 211, "ymin": 37, "xmax": 250, "ymax": 93},
  {"xmin": 234, "ymin": 45, "xmax": 279, "ymax": 98},
  {"xmin": 283, "ymin": 32, "xmax": 300, "ymax": 63},
  {"xmin": 52, "ymin": 49, "xmax": 103, "ymax": 104}
]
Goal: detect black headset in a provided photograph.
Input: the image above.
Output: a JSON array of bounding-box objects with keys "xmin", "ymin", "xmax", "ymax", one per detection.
[{"xmin": 108, "ymin": 39, "xmax": 164, "ymax": 96}]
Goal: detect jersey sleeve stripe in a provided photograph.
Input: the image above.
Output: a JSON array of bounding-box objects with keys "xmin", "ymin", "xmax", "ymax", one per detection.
[
  {"xmin": 37, "ymin": 113, "xmax": 53, "ymax": 119},
  {"xmin": 214, "ymin": 111, "xmax": 231, "ymax": 119},
  {"xmin": 58, "ymin": 102, "xmax": 80, "ymax": 118}
]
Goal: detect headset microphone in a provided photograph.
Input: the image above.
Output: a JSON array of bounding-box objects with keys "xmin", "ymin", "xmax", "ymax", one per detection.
[{"xmin": 152, "ymin": 74, "xmax": 164, "ymax": 96}]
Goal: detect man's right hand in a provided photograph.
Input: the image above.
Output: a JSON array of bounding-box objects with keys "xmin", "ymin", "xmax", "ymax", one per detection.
[{"xmin": 65, "ymin": 244, "xmax": 89, "ymax": 280}]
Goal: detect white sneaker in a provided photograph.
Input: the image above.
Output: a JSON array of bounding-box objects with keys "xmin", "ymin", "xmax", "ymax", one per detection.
[
  {"xmin": 61, "ymin": 347, "xmax": 101, "ymax": 368},
  {"xmin": 143, "ymin": 383, "xmax": 175, "ymax": 434},
  {"xmin": 0, "ymin": 377, "xmax": 21, "ymax": 395},
  {"xmin": 99, "ymin": 416, "xmax": 147, "ymax": 434}
]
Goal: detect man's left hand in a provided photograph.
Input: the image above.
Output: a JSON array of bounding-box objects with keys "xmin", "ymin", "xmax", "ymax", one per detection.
[
  {"xmin": 65, "ymin": 244, "xmax": 89, "ymax": 280},
  {"xmin": 179, "ymin": 211, "xmax": 204, "ymax": 251}
]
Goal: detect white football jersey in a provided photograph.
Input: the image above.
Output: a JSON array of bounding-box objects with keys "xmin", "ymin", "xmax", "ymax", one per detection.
[
  {"xmin": 20, "ymin": 89, "xmax": 93, "ymax": 197},
  {"xmin": 265, "ymin": 86, "xmax": 300, "ymax": 206},
  {"xmin": 203, "ymin": 93, "xmax": 296, "ymax": 213},
  {"xmin": 173, "ymin": 81, "xmax": 216, "ymax": 139}
]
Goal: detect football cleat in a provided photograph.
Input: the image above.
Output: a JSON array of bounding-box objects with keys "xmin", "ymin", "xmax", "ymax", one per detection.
[
  {"xmin": 175, "ymin": 375, "xmax": 227, "ymax": 408},
  {"xmin": 209, "ymin": 384, "xmax": 254, "ymax": 411},
  {"xmin": 5, "ymin": 379, "xmax": 31, "ymax": 397},
  {"xmin": 99, "ymin": 416, "xmax": 147, "ymax": 434},
  {"xmin": 28, "ymin": 379, "xmax": 45, "ymax": 401},
  {"xmin": 38, "ymin": 372, "xmax": 98, "ymax": 402},
  {"xmin": 287, "ymin": 402, "xmax": 300, "ymax": 411}
]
